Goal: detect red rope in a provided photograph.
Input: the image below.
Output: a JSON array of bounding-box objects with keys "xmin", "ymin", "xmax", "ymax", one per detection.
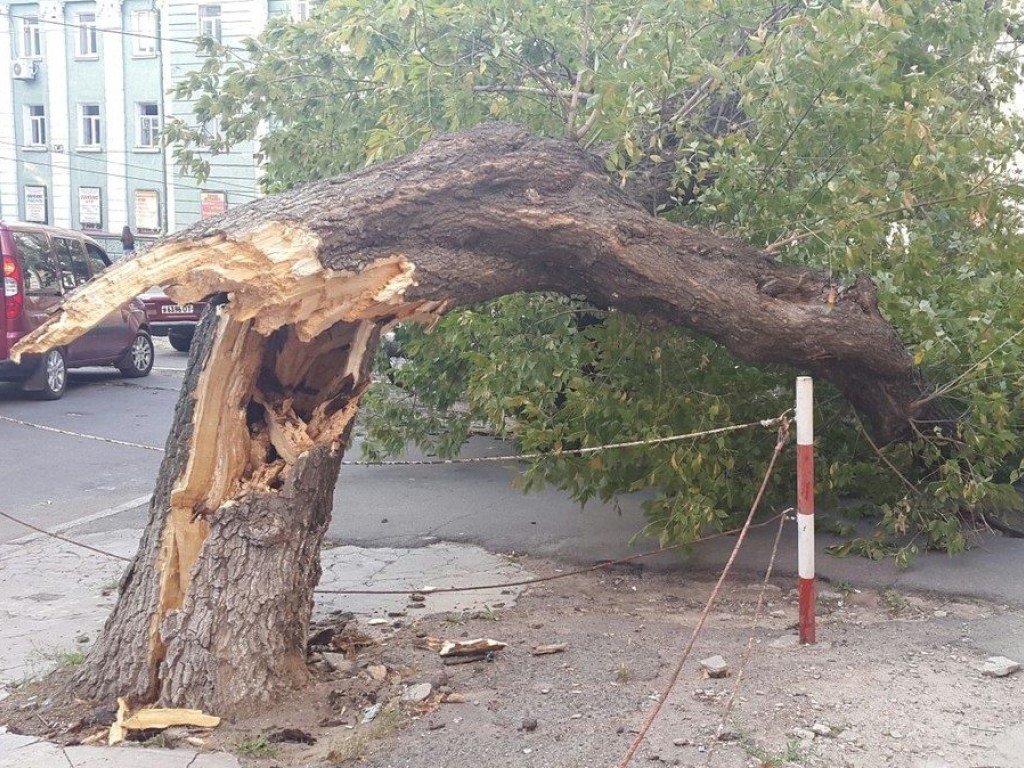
[{"xmin": 615, "ymin": 418, "xmax": 791, "ymax": 768}]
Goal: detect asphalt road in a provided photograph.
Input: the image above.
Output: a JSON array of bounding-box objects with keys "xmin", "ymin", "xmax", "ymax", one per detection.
[
  {"xmin": 3, "ymin": 339, "xmax": 1024, "ymax": 609},
  {"xmin": 0, "ymin": 345, "xmax": 180, "ymax": 543}
]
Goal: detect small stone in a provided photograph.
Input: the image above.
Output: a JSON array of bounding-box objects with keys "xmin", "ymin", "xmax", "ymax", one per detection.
[
  {"xmin": 402, "ymin": 682, "xmax": 433, "ymax": 703},
  {"xmin": 387, "ymin": 611, "xmax": 407, "ymax": 618},
  {"xmin": 540, "ymin": 688, "xmax": 551, "ymax": 695},
  {"xmin": 76, "ymin": 634, "xmax": 89, "ymax": 644},
  {"xmin": 428, "ymin": 721, "xmax": 446, "ymax": 731},
  {"xmin": 699, "ymin": 655, "xmax": 729, "ymax": 678},
  {"xmin": 520, "ymin": 717, "xmax": 539, "ymax": 732},
  {"xmin": 672, "ymin": 737, "xmax": 692, "ymax": 747},
  {"xmin": 322, "ymin": 653, "xmax": 356, "ymax": 675},
  {"xmin": 933, "ymin": 610, "xmax": 948, "ymax": 618},
  {"xmin": 811, "ymin": 723, "xmax": 832, "ymax": 737},
  {"xmin": 445, "ymin": 693, "xmax": 467, "ymax": 704},
  {"xmin": 791, "ymin": 727, "xmax": 816, "ymax": 741},
  {"xmin": 981, "ymin": 656, "xmax": 1020, "ymax": 677},
  {"xmin": 770, "ymin": 610, "xmax": 787, "ymax": 618},
  {"xmin": 838, "ymin": 728, "xmax": 860, "ymax": 743},
  {"xmin": 367, "ymin": 618, "xmax": 389, "ymax": 626},
  {"xmin": 410, "ymin": 593, "xmax": 427, "ymax": 603},
  {"xmin": 367, "ymin": 664, "xmax": 388, "ymax": 681},
  {"xmin": 523, "ymin": 748, "xmax": 533, "ymax": 754},
  {"xmin": 361, "ymin": 703, "xmax": 382, "ymax": 723}
]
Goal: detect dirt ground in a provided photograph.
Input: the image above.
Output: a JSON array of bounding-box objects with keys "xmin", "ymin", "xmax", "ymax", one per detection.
[{"xmin": 4, "ymin": 557, "xmax": 1023, "ymax": 768}]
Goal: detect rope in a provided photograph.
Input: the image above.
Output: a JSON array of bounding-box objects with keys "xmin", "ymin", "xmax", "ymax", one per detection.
[
  {"xmin": 340, "ymin": 417, "xmax": 786, "ymax": 466},
  {"xmin": 0, "ymin": 415, "xmax": 164, "ymax": 453},
  {"xmin": 313, "ymin": 513, "xmax": 788, "ymax": 596},
  {"xmin": 0, "ymin": 504, "xmax": 790, "ymax": 599},
  {"xmin": 615, "ymin": 417, "xmax": 791, "ymax": 768},
  {"xmin": 0, "ymin": 509, "xmax": 133, "ymax": 563},
  {"xmin": 703, "ymin": 509, "xmax": 790, "ymax": 766},
  {"xmin": 0, "ymin": 412, "xmax": 785, "ymax": 466}
]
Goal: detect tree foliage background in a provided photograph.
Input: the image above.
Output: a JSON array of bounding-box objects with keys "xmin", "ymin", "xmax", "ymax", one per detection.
[{"xmin": 168, "ymin": 0, "xmax": 1024, "ymax": 563}]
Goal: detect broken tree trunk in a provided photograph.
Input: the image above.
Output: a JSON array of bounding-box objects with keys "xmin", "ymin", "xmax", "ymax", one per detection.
[{"xmin": 11, "ymin": 122, "xmax": 928, "ymax": 713}]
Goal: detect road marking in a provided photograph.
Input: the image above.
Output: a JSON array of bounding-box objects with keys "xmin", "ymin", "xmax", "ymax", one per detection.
[{"xmin": 8, "ymin": 494, "xmax": 152, "ymax": 545}]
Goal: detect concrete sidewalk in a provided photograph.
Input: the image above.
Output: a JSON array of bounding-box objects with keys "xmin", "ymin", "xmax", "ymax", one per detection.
[{"xmin": 0, "ymin": 526, "xmax": 533, "ymax": 766}]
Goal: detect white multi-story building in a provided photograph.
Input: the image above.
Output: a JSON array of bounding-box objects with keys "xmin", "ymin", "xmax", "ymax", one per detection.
[{"xmin": 0, "ymin": 1, "xmax": 306, "ymax": 251}]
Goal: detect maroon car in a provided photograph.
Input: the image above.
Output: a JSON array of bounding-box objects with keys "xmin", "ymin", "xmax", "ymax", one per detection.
[
  {"xmin": 137, "ymin": 287, "xmax": 207, "ymax": 353},
  {"xmin": 0, "ymin": 222, "xmax": 153, "ymax": 399}
]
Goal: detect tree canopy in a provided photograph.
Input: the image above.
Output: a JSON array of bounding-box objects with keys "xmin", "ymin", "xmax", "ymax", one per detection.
[{"xmin": 168, "ymin": 0, "xmax": 1024, "ymax": 563}]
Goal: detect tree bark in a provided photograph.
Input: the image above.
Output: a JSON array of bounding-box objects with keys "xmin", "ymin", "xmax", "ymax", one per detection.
[
  {"xmin": 70, "ymin": 308, "xmax": 382, "ymax": 715},
  {"xmin": 11, "ymin": 122, "xmax": 929, "ymax": 713}
]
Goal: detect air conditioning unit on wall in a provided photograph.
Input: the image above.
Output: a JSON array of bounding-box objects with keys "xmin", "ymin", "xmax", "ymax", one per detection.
[{"xmin": 11, "ymin": 59, "xmax": 38, "ymax": 81}]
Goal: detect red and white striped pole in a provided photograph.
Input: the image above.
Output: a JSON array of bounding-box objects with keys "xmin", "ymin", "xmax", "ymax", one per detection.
[{"xmin": 796, "ymin": 376, "xmax": 815, "ymax": 644}]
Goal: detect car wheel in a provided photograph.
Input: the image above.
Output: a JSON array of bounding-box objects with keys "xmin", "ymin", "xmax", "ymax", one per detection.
[
  {"xmin": 32, "ymin": 349, "xmax": 67, "ymax": 400},
  {"xmin": 118, "ymin": 332, "xmax": 154, "ymax": 378},
  {"xmin": 168, "ymin": 331, "xmax": 192, "ymax": 353}
]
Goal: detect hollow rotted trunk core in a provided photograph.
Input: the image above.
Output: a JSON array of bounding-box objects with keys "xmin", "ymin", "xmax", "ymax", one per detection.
[{"xmin": 72, "ymin": 310, "xmax": 380, "ymax": 715}]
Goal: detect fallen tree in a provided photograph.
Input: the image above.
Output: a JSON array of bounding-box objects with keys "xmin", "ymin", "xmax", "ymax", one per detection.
[{"xmin": 11, "ymin": 124, "xmax": 928, "ymax": 714}]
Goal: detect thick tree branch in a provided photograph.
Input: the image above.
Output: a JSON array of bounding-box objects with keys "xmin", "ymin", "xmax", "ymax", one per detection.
[{"xmin": 13, "ymin": 123, "xmax": 926, "ymax": 443}]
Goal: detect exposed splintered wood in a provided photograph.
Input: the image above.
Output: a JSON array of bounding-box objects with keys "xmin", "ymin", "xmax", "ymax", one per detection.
[
  {"xmin": 14, "ymin": 123, "xmax": 925, "ymax": 443},
  {"xmin": 62, "ymin": 239, "xmax": 407, "ymax": 712}
]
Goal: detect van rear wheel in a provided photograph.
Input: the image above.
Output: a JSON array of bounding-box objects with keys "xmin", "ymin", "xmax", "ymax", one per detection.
[{"xmin": 31, "ymin": 349, "xmax": 67, "ymax": 400}]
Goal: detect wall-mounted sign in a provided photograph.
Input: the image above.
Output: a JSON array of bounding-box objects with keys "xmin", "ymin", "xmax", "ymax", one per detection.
[
  {"xmin": 79, "ymin": 187, "xmax": 102, "ymax": 229},
  {"xmin": 200, "ymin": 191, "xmax": 227, "ymax": 219},
  {"xmin": 24, "ymin": 185, "xmax": 47, "ymax": 223},
  {"xmin": 134, "ymin": 189, "xmax": 160, "ymax": 233}
]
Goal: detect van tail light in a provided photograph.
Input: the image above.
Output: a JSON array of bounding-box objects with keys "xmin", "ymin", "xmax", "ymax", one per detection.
[{"xmin": 3, "ymin": 255, "xmax": 23, "ymax": 320}]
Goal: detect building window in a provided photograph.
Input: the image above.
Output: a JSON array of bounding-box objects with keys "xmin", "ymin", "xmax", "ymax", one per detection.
[
  {"xmin": 76, "ymin": 13, "xmax": 98, "ymax": 58},
  {"xmin": 136, "ymin": 103, "xmax": 161, "ymax": 148},
  {"xmin": 79, "ymin": 104, "xmax": 102, "ymax": 148},
  {"xmin": 134, "ymin": 189, "xmax": 161, "ymax": 233},
  {"xmin": 291, "ymin": 0, "xmax": 312, "ymax": 22},
  {"xmin": 26, "ymin": 105, "xmax": 46, "ymax": 147},
  {"xmin": 131, "ymin": 11, "xmax": 158, "ymax": 56},
  {"xmin": 21, "ymin": 16, "xmax": 42, "ymax": 58},
  {"xmin": 79, "ymin": 187, "xmax": 103, "ymax": 230},
  {"xmin": 24, "ymin": 186, "xmax": 48, "ymax": 223},
  {"xmin": 198, "ymin": 5, "xmax": 222, "ymax": 42}
]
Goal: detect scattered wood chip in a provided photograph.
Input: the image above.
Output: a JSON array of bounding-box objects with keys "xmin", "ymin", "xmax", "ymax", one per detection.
[
  {"xmin": 532, "ymin": 644, "xmax": 567, "ymax": 656},
  {"xmin": 108, "ymin": 697, "xmax": 220, "ymax": 746},
  {"xmin": 439, "ymin": 638, "xmax": 507, "ymax": 657},
  {"xmin": 421, "ymin": 637, "xmax": 445, "ymax": 652}
]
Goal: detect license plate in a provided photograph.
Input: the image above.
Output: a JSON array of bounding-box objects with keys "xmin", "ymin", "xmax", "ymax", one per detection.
[{"xmin": 161, "ymin": 304, "xmax": 194, "ymax": 315}]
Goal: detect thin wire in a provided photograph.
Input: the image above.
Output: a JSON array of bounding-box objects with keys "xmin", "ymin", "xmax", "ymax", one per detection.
[
  {"xmin": 702, "ymin": 509, "xmax": 789, "ymax": 766},
  {"xmin": 0, "ymin": 412, "xmax": 786, "ymax": 465},
  {"xmin": 0, "ymin": 499, "xmax": 788, "ymax": 599},
  {"xmin": 0, "ymin": 509, "xmax": 133, "ymax": 562},
  {"xmin": 0, "ymin": 139, "xmax": 261, "ymax": 199},
  {"xmin": 342, "ymin": 416, "xmax": 786, "ymax": 466},
  {"xmin": 615, "ymin": 418, "xmax": 791, "ymax": 768},
  {"xmin": 0, "ymin": 414, "xmax": 164, "ymax": 452},
  {"xmin": 314, "ymin": 512, "xmax": 788, "ymax": 596},
  {"xmin": 26, "ymin": 10, "xmax": 249, "ymax": 53}
]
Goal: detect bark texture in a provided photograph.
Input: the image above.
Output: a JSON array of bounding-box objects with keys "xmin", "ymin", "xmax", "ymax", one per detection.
[
  {"xmin": 16, "ymin": 123, "xmax": 925, "ymax": 443},
  {"xmin": 13, "ymin": 122, "xmax": 931, "ymax": 714}
]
